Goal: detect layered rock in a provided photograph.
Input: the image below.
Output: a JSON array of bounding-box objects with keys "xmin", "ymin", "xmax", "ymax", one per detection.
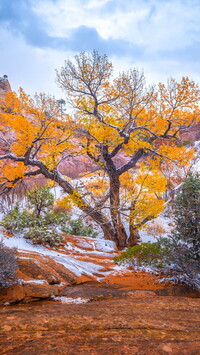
[
  {"xmin": 0, "ymin": 234, "xmax": 117, "ymax": 304},
  {"xmin": 0, "ymin": 251, "xmax": 78, "ymax": 304}
]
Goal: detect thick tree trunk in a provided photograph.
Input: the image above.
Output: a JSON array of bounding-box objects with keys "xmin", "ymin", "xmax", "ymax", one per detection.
[
  {"xmin": 128, "ymin": 226, "xmax": 141, "ymax": 246},
  {"xmin": 109, "ymin": 176, "xmax": 128, "ymax": 248},
  {"xmin": 128, "ymin": 200, "xmax": 141, "ymax": 246},
  {"xmin": 47, "ymin": 169, "xmax": 126, "ymax": 246},
  {"xmin": 16, "ymin": 160, "xmax": 132, "ymax": 249}
]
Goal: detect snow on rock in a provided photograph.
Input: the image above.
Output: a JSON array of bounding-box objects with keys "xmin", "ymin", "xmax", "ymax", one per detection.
[
  {"xmin": 53, "ymin": 254, "xmax": 103, "ymax": 277},
  {"xmin": 1, "ymin": 234, "xmax": 105, "ymax": 277},
  {"xmin": 52, "ymin": 296, "xmax": 90, "ymax": 304},
  {"xmin": 18, "ymin": 279, "xmax": 48, "ymax": 285},
  {"xmin": 74, "ymin": 237, "xmax": 117, "ymax": 254}
]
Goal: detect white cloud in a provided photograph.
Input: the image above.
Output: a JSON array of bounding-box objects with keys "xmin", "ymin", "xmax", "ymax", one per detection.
[
  {"xmin": 0, "ymin": 28, "xmax": 69, "ymax": 97},
  {"xmin": 33, "ymin": 0, "xmax": 200, "ymax": 50},
  {"xmin": 1, "ymin": 0, "xmax": 200, "ymax": 96}
]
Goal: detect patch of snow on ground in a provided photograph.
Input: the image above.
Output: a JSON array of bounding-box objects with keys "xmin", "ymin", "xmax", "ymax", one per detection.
[
  {"xmin": 64, "ymin": 237, "xmax": 117, "ymax": 257},
  {"xmin": 75, "ymin": 240, "xmax": 93, "ymax": 250},
  {"xmin": 139, "ymin": 215, "xmax": 174, "ymax": 243},
  {"xmin": 52, "ymin": 296, "xmax": 90, "ymax": 304},
  {"xmin": 53, "ymin": 254, "xmax": 103, "ymax": 277},
  {"xmin": 76, "ymin": 237, "xmax": 116, "ymax": 252},
  {"xmin": 1, "ymin": 234, "xmax": 104, "ymax": 277}
]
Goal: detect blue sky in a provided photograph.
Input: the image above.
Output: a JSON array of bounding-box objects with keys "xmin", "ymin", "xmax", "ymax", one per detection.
[{"xmin": 0, "ymin": 0, "xmax": 200, "ymax": 98}]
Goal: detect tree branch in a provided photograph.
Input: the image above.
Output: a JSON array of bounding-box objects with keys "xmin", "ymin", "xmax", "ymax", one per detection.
[{"xmin": 117, "ymin": 149, "xmax": 145, "ymax": 176}]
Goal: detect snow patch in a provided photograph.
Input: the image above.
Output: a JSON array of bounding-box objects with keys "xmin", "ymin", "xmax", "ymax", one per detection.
[
  {"xmin": 52, "ymin": 296, "xmax": 90, "ymax": 304},
  {"xmin": 1, "ymin": 234, "xmax": 104, "ymax": 277},
  {"xmin": 18, "ymin": 279, "xmax": 48, "ymax": 285},
  {"xmin": 139, "ymin": 215, "xmax": 174, "ymax": 243},
  {"xmin": 64, "ymin": 240, "xmax": 117, "ymax": 257}
]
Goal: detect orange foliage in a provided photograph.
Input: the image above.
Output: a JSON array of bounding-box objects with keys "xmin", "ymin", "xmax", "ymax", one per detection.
[{"xmin": 0, "ymin": 52, "xmax": 199, "ymax": 246}]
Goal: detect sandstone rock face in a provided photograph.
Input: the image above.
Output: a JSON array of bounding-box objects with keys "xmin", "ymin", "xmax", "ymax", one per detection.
[
  {"xmin": 17, "ymin": 251, "xmax": 77, "ymax": 285},
  {"xmin": 180, "ymin": 122, "xmax": 200, "ymax": 142},
  {"xmin": 0, "ymin": 234, "xmax": 118, "ymax": 304},
  {"xmin": 0, "ymin": 251, "xmax": 78, "ymax": 304},
  {"xmin": 58, "ymin": 151, "xmax": 130, "ymax": 179},
  {"xmin": 0, "ymin": 283, "xmax": 59, "ymax": 304}
]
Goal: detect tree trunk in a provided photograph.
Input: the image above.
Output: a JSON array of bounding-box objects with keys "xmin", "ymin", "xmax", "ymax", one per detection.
[
  {"xmin": 128, "ymin": 200, "xmax": 140, "ymax": 246},
  {"xmin": 24, "ymin": 164, "xmax": 130, "ymax": 249},
  {"xmin": 109, "ymin": 176, "xmax": 128, "ymax": 248},
  {"xmin": 128, "ymin": 225, "xmax": 140, "ymax": 246}
]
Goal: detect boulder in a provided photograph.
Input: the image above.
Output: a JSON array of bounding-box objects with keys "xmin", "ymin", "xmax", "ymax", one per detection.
[{"xmin": 0, "ymin": 282, "xmax": 59, "ymax": 304}]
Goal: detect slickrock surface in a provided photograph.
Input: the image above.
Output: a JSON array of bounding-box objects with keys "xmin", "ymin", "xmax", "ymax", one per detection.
[
  {"xmin": 0, "ymin": 234, "xmax": 199, "ymax": 353},
  {"xmin": 0, "ymin": 289, "xmax": 199, "ymax": 354}
]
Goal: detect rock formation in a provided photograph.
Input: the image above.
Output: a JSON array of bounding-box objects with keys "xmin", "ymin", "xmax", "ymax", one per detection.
[{"xmin": 0, "ymin": 75, "xmax": 11, "ymax": 98}]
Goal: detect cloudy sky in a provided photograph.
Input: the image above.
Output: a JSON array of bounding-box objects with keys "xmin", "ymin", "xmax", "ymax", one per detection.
[{"xmin": 0, "ymin": 0, "xmax": 200, "ymax": 99}]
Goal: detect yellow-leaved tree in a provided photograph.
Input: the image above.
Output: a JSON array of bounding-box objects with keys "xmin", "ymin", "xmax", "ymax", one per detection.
[{"xmin": 0, "ymin": 51, "xmax": 199, "ymax": 248}]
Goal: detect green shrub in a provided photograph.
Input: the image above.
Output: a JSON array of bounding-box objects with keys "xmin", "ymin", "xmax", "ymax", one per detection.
[
  {"xmin": 0, "ymin": 239, "xmax": 17, "ymax": 288},
  {"xmin": 1, "ymin": 186, "xmax": 98, "ymax": 246},
  {"xmin": 27, "ymin": 185, "xmax": 54, "ymax": 218},
  {"xmin": 1, "ymin": 186, "xmax": 67, "ymax": 246},
  {"xmin": 1, "ymin": 204, "xmax": 32, "ymax": 233},
  {"xmin": 177, "ymin": 140, "xmax": 191, "ymax": 147},
  {"xmin": 67, "ymin": 218, "xmax": 97, "ymax": 237},
  {"xmin": 25, "ymin": 226, "xmax": 64, "ymax": 246},
  {"xmin": 114, "ymin": 242, "xmax": 168, "ymax": 268},
  {"xmin": 157, "ymin": 173, "xmax": 200, "ymax": 288},
  {"xmin": 43, "ymin": 211, "xmax": 70, "ymax": 227}
]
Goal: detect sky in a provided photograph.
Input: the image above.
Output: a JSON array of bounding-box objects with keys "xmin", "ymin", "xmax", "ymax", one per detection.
[{"xmin": 0, "ymin": 0, "xmax": 200, "ymax": 99}]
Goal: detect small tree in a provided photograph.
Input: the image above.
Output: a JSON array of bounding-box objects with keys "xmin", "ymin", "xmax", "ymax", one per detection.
[
  {"xmin": 26, "ymin": 185, "xmax": 54, "ymax": 218},
  {"xmin": 0, "ymin": 239, "xmax": 17, "ymax": 288},
  {"xmin": 172, "ymin": 173, "xmax": 200, "ymax": 252},
  {"xmin": 160, "ymin": 173, "xmax": 200, "ymax": 287},
  {"xmin": 115, "ymin": 173, "xmax": 200, "ymax": 288}
]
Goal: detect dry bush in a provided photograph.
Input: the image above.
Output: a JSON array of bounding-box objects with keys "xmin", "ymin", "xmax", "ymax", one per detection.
[
  {"xmin": 145, "ymin": 222, "xmax": 166, "ymax": 236},
  {"xmin": 0, "ymin": 240, "xmax": 17, "ymax": 288}
]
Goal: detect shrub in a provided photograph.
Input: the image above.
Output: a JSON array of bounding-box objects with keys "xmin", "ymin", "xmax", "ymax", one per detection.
[
  {"xmin": 114, "ymin": 242, "xmax": 167, "ymax": 268},
  {"xmin": 1, "ymin": 204, "xmax": 32, "ymax": 233},
  {"xmin": 0, "ymin": 239, "xmax": 17, "ymax": 288},
  {"xmin": 1, "ymin": 186, "xmax": 98, "ymax": 246},
  {"xmin": 1, "ymin": 186, "xmax": 67, "ymax": 246},
  {"xmin": 43, "ymin": 211, "xmax": 70, "ymax": 227},
  {"xmin": 67, "ymin": 218, "xmax": 98, "ymax": 237},
  {"xmin": 25, "ymin": 226, "xmax": 64, "ymax": 246}
]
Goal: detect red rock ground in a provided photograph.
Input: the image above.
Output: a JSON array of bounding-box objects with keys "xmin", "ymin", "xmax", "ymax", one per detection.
[
  {"xmin": 0, "ymin": 235, "xmax": 199, "ymax": 354},
  {"xmin": 0, "ymin": 269, "xmax": 200, "ymax": 354},
  {"xmin": 0, "ymin": 287, "xmax": 200, "ymax": 354}
]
